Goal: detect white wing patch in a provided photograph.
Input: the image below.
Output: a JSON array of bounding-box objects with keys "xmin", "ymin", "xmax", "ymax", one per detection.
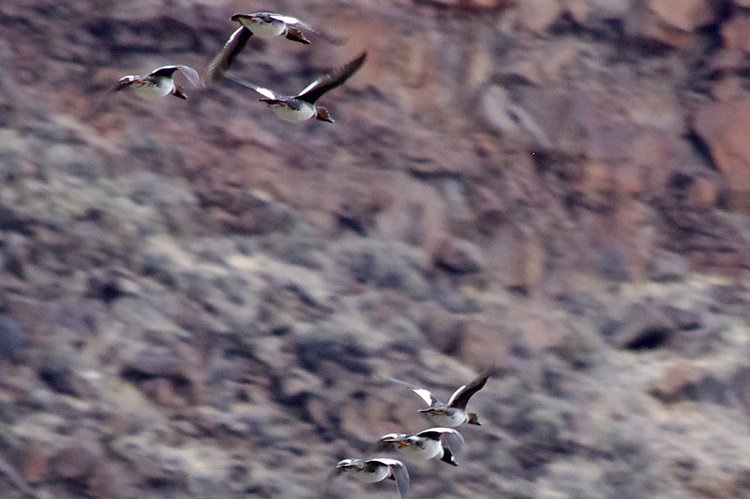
[
  {"xmin": 446, "ymin": 383, "xmax": 468, "ymax": 406},
  {"xmin": 228, "ymin": 78, "xmax": 279, "ymax": 99},
  {"xmin": 412, "ymin": 388, "xmax": 437, "ymax": 406},
  {"xmin": 296, "ymin": 77, "xmax": 323, "ymax": 97}
]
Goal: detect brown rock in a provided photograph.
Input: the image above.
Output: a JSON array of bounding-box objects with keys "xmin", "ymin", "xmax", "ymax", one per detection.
[
  {"xmin": 611, "ymin": 300, "xmax": 677, "ymax": 349},
  {"xmin": 650, "ymin": 363, "xmax": 705, "ymax": 403},
  {"xmin": 626, "ymin": 0, "xmax": 716, "ymax": 48},
  {"xmin": 419, "ymin": 302, "xmax": 465, "ymax": 353},
  {"xmin": 484, "ymin": 224, "xmax": 544, "ymax": 292},
  {"xmin": 692, "ymin": 176, "xmax": 718, "ymax": 205},
  {"xmin": 433, "ymin": 237, "xmax": 485, "ymax": 274},
  {"xmin": 647, "ymin": 0, "xmax": 716, "ymax": 32},
  {"xmin": 516, "ymin": 0, "xmax": 564, "ymax": 33},
  {"xmin": 511, "ymin": 307, "xmax": 573, "ymax": 351},
  {"xmin": 458, "ymin": 318, "xmax": 512, "ymax": 367},
  {"xmin": 18, "ymin": 440, "xmax": 48, "ymax": 484},
  {"xmin": 376, "ymin": 172, "xmax": 448, "ymax": 252},
  {"xmin": 414, "ymin": 0, "xmax": 514, "ymax": 9},
  {"xmin": 121, "ymin": 345, "xmax": 186, "ymax": 380},
  {"xmin": 654, "ymin": 173, "xmax": 750, "ymax": 271},
  {"xmin": 646, "ymin": 249, "xmax": 691, "ymax": 282},
  {"xmin": 722, "ymin": 14, "xmax": 750, "ymax": 53},
  {"xmin": 52, "ymin": 444, "xmax": 98, "ymax": 480},
  {"xmin": 694, "ymin": 93, "xmax": 750, "ymax": 213}
]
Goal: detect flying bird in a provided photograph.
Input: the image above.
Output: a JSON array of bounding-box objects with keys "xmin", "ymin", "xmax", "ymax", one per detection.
[
  {"xmin": 206, "ymin": 12, "xmax": 338, "ymax": 85},
  {"xmin": 113, "ymin": 65, "xmax": 201, "ymax": 100},
  {"xmin": 335, "ymin": 458, "xmax": 410, "ymax": 499},
  {"xmin": 376, "ymin": 427, "xmax": 464, "ymax": 466},
  {"xmin": 391, "ymin": 371, "xmax": 491, "ymax": 427},
  {"xmin": 227, "ymin": 51, "xmax": 366, "ymax": 123}
]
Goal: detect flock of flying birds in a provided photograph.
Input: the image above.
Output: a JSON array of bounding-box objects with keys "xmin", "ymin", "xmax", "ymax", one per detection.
[
  {"xmin": 113, "ymin": 12, "xmax": 367, "ymax": 123},
  {"xmin": 113, "ymin": 10, "xmax": 493, "ymax": 498},
  {"xmin": 330, "ymin": 371, "xmax": 491, "ymax": 498}
]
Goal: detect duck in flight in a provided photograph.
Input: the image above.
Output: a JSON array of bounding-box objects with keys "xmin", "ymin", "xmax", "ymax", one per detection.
[
  {"xmin": 376, "ymin": 427, "xmax": 464, "ymax": 466},
  {"xmin": 113, "ymin": 65, "xmax": 200, "ymax": 100},
  {"xmin": 335, "ymin": 458, "xmax": 410, "ymax": 499},
  {"xmin": 391, "ymin": 371, "xmax": 491, "ymax": 427},
  {"xmin": 206, "ymin": 12, "xmax": 338, "ymax": 85},
  {"xmin": 227, "ymin": 51, "xmax": 366, "ymax": 123}
]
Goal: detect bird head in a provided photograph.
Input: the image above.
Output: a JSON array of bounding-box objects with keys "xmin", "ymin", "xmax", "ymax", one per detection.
[
  {"xmin": 315, "ymin": 106, "xmax": 334, "ymax": 123},
  {"xmin": 336, "ymin": 458, "xmax": 365, "ymax": 472},
  {"xmin": 467, "ymin": 412, "xmax": 481, "ymax": 426},
  {"xmin": 172, "ymin": 84, "xmax": 187, "ymax": 99}
]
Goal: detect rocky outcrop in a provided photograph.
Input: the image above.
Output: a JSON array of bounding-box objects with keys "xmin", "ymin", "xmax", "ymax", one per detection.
[{"xmin": 3, "ymin": 1, "xmax": 750, "ymax": 498}]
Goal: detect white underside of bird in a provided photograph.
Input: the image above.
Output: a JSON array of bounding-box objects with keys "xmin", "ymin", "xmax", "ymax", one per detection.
[
  {"xmin": 236, "ymin": 18, "xmax": 287, "ymax": 37},
  {"xmin": 269, "ymin": 101, "xmax": 316, "ymax": 122},
  {"xmin": 422, "ymin": 410, "xmax": 468, "ymax": 427},
  {"xmin": 348, "ymin": 465, "xmax": 391, "ymax": 483},
  {"xmin": 128, "ymin": 79, "xmax": 175, "ymax": 100},
  {"xmin": 396, "ymin": 437, "xmax": 444, "ymax": 461}
]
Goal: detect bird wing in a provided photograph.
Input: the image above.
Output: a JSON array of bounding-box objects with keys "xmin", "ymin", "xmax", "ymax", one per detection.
[
  {"xmin": 438, "ymin": 428, "xmax": 464, "ymax": 457},
  {"xmin": 296, "ymin": 52, "xmax": 367, "ymax": 104},
  {"xmin": 447, "ymin": 373, "xmax": 489, "ymax": 409},
  {"xmin": 390, "ymin": 377, "xmax": 439, "ymax": 407},
  {"xmin": 226, "ymin": 77, "xmax": 280, "ymax": 100},
  {"xmin": 417, "ymin": 428, "xmax": 464, "ymax": 457},
  {"xmin": 267, "ymin": 13, "xmax": 316, "ymax": 31},
  {"xmin": 380, "ymin": 459, "xmax": 410, "ymax": 499},
  {"xmin": 173, "ymin": 65, "xmax": 201, "ymax": 87},
  {"xmin": 268, "ymin": 13, "xmax": 346, "ymax": 44},
  {"xmin": 205, "ymin": 27, "xmax": 253, "ymax": 86}
]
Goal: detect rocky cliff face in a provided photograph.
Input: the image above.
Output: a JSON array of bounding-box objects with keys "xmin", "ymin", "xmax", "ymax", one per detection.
[{"xmin": 3, "ymin": 0, "xmax": 750, "ymax": 498}]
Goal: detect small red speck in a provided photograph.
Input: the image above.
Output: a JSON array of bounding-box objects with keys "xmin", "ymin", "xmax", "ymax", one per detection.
[{"xmin": 531, "ymin": 152, "xmax": 536, "ymax": 156}]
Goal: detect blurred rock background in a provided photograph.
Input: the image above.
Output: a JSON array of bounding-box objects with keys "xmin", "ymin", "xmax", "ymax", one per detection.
[{"xmin": 3, "ymin": 0, "xmax": 750, "ymax": 497}]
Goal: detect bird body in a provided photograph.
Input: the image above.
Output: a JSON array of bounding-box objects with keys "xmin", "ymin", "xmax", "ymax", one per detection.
[
  {"xmin": 336, "ymin": 458, "xmax": 410, "ymax": 498},
  {"xmin": 114, "ymin": 65, "xmax": 200, "ymax": 100},
  {"xmin": 262, "ymin": 98, "xmax": 317, "ymax": 122},
  {"xmin": 377, "ymin": 427, "xmax": 464, "ymax": 465},
  {"xmin": 233, "ymin": 12, "xmax": 291, "ymax": 39}
]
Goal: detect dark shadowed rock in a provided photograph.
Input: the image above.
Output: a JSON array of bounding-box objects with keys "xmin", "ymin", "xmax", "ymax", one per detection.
[
  {"xmin": 433, "ymin": 237, "xmax": 486, "ymax": 274},
  {"xmin": 609, "ymin": 300, "xmax": 677, "ymax": 350},
  {"xmin": 38, "ymin": 353, "xmax": 80, "ymax": 397}
]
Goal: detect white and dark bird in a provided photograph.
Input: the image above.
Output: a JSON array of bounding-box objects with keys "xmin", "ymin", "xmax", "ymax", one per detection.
[
  {"xmin": 227, "ymin": 51, "xmax": 366, "ymax": 123},
  {"xmin": 206, "ymin": 12, "xmax": 339, "ymax": 85},
  {"xmin": 335, "ymin": 458, "xmax": 410, "ymax": 499},
  {"xmin": 376, "ymin": 427, "xmax": 464, "ymax": 466},
  {"xmin": 391, "ymin": 371, "xmax": 491, "ymax": 427},
  {"xmin": 113, "ymin": 65, "xmax": 200, "ymax": 100}
]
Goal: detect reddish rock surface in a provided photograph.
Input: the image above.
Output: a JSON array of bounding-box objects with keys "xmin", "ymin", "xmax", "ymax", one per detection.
[{"xmin": 3, "ymin": 1, "xmax": 750, "ymax": 498}]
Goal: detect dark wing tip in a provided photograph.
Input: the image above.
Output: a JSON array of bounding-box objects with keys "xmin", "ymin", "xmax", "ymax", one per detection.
[
  {"xmin": 449, "ymin": 372, "xmax": 490, "ymax": 409},
  {"xmin": 205, "ymin": 27, "xmax": 252, "ymax": 86},
  {"xmin": 297, "ymin": 51, "xmax": 367, "ymax": 104}
]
